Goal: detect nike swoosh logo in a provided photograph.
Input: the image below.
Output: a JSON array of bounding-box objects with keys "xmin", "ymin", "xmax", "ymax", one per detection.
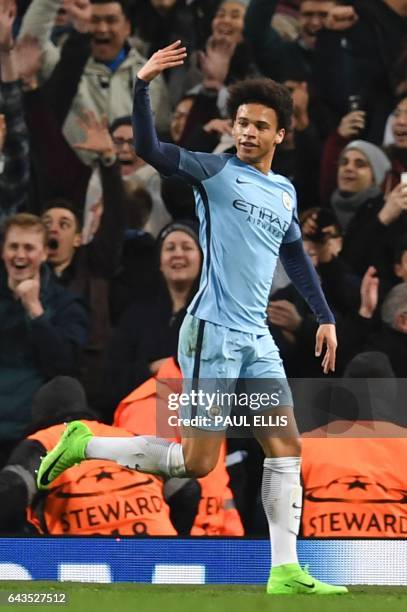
[
  {"xmin": 292, "ymin": 503, "xmax": 302, "ymax": 509},
  {"xmin": 236, "ymin": 177, "xmax": 252, "ymax": 184},
  {"xmin": 39, "ymin": 450, "xmax": 66, "ymax": 487},
  {"xmin": 288, "ymin": 580, "xmax": 315, "ymax": 589}
]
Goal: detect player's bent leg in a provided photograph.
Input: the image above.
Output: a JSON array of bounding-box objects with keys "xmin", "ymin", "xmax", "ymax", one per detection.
[
  {"xmin": 37, "ymin": 421, "xmax": 187, "ymax": 490},
  {"xmin": 181, "ymin": 431, "xmax": 224, "ymax": 478}
]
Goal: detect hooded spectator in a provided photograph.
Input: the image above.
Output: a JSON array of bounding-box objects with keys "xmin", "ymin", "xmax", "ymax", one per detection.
[
  {"xmin": 0, "ymin": 376, "xmax": 179, "ymax": 536},
  {"xmin": 331, "ymin": 140, "xmax": 391, "ymax": 232}
]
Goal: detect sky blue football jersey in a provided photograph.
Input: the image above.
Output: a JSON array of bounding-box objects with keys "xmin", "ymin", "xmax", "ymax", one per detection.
[{"xmin": 173, "ymin": 150, "xmax": 301, "ymax": 334}]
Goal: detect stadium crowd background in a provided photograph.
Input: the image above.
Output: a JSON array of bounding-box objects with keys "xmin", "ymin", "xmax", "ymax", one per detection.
[{"xmin": 0, "ymin": 0, "xmax": 406, "ymax": 539}]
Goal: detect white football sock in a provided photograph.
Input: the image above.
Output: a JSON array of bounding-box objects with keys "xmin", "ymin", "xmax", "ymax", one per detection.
[
  {"xmin": 86, "ymin": 435, "xmax": 186, "ymax": 477},
  {"xmin": 262, "ymin": 456, "xmax": 302, "ymax": 568}
]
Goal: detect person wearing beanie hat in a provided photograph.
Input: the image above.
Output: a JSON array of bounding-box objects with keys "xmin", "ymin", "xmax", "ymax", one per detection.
[
  {"xmin": 343, "ymin": 140, "xmax": 391, "ymax": 187},
  {"xmin": 103, "ymin": 220, "xmax": 203, "ymax": 416},
  {"xmin": 333, "ymin": 138, "xmax": 407, "ymax": 278},
  {"xmin": 0, "ymin": 376, "xmax": 184, "ymax": 536},
  {"xmin": 28, "ymin": 376, "xmax": 98, "ymax": 435},
  {"xmin": 157, "ymin": 220, "xmax": 200, "ymax": 248},
  {"xmin": 330, "ymin": 141, "xmax": 391, "ymax": 232}
]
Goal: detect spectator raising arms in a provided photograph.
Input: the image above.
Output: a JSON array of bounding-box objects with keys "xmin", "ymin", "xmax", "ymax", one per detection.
[
  {"xmin": 19, "ymin": 0, "xmax": 171, "ymax": 163},
  {"xmin": 41, "ymin": 111, "xmax": 126, "ymax": 412}
]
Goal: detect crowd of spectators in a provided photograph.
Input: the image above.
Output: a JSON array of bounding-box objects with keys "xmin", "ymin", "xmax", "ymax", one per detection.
[{"xmin": 0, "ymin": 0, "xmax": 406, "ymax": 537}]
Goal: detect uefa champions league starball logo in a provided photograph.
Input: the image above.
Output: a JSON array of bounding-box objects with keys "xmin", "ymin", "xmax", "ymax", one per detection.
[{"xmin": 282, "ymin": 192, "xmax": 293, "ymax": 211}]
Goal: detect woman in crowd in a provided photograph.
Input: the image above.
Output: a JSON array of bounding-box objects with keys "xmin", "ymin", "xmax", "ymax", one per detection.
[{"xmin": 104, "ymin": 221, "xmax": 202, "ymax": 417}]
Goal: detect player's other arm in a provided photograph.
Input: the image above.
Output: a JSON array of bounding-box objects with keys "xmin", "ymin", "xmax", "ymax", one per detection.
[
  {"xmin": 279, "ymin": 236, "xmax": 337, "ymax": 374},
  {"xmin": 133, "ymin": 42, "xmax": 187, "ymax": 176}
]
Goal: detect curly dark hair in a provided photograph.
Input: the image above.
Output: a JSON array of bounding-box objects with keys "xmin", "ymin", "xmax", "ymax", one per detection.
[{"xmin": 226, "ymin": 78, "xmax": 293, "ymax": 131}]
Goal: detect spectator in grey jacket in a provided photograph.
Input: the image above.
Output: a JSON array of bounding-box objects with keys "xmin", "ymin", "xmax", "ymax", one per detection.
[{"xmin": 19, "ymin": 0, "xmax": 171, "ymax": 163}]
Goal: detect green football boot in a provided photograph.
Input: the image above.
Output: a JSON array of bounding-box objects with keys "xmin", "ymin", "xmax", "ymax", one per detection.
[
  {"xmin": 267, "ymin": 563, "xmax": 348, "ymax": 595},
  {"xmin": 37, "ymin": 421, "xmax": 93, "ymax": 490}
]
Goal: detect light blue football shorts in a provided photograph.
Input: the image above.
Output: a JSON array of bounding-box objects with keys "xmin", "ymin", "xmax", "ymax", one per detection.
[{"xmin": 177, "ymin": 313, "xmax": 293, "ymax": 431}]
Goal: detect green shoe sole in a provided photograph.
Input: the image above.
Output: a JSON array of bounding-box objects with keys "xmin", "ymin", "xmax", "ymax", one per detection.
[
  {"xmin": 37, "ymin": 421, "xmax": 93, "ymax": 490},
  {"xmin": 267, "ymin": 564, "xmax": 348, "ymax": 595}
]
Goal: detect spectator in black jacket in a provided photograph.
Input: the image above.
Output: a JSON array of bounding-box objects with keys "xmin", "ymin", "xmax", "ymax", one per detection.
[
  {"xmin": 0, "ymin": 213, "xmax": 88, "ymax": 466},
  {"xmin": 131, "ymin": 0, "xmax": 222, "ymax": 106},
  {"xmin": 267, "ymin": 207, "xmax": 358, "ymax": 376},
  {"xmin": 40, "ymin": 111, "xmax": 126, "ymax": 412},
  {"xmin": 272, "ymin": 79, "xmax": 323, "ymax": 211},
  {"xmin": 314, "ymin": 0, "xmax": 407, "ymax": 121},
  {"xmin": 366, "ymin": 282, "xmax": 407, "ymax": 379},
  {"xmin": 244, "ymin": 0, "xmax": 337, "ymax": 82},
  {"xmin": 337, "ymin": 273, "xmax": 407, "ymax": 380}
]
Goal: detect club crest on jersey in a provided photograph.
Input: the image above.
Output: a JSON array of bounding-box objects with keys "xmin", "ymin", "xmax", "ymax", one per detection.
[{"xmin": 282, "ymin": 192, "xmax": 293, "ymax": 211}]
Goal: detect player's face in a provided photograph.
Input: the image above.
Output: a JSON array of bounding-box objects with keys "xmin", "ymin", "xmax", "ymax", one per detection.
[
  {"xmin": 160, "ymin": 231, "xmax": 201, "ymax": 287},
  {"xmin": 2, "ymin": 226, "xmax": 47, "ymax": 285},
  {"xmin": 232, "ymin": 103, "xmax": 285, "ymax": 172},
  {"xmin": 90, "ymin": 3, "xmax": 131, "ymax": 61},
  {"xmin": 337, "ymin": 150, "xmax": 374, "ymax": 193},
  {"xmin": 212, "ymin": 1, "xmax": 246, "ymax": 44},
  {"xmin": 42, "ymin": 208, "xmax": 81, "ymax": 269},
  {"xmin": 392, "ymin": 97, "xmax": 407, "ymax": 148}
]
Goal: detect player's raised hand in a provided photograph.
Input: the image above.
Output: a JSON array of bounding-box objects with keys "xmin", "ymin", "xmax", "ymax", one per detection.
[
  {"xmin": 315, "ymin": 323, "xmax": 337, "ymax": 374},
  {"xmin": 137, "ymin": 40, "xmax": 187, "ymax": 82}
]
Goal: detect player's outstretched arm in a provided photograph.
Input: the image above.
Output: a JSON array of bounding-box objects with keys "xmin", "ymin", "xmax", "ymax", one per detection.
[
  {"xmin": 279, "ymin": 238, "xmax": 336, "ymax": 374},
  {"xmin": 137, "ymin": 40, "xmax": 187, "ymax": 83},
  {"xmin": 133, "ymin": 42, "xmax": 187, "ymax": 176}
]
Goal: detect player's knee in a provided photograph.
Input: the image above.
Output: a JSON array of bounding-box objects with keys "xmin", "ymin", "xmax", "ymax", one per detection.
[
  {"xmin": 184, "ymin": 455, "xmax": 217, "ymax": 478},
  {"xmin": 280, "ymin": 435, "xmax": 302, "ymax": 457}
]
